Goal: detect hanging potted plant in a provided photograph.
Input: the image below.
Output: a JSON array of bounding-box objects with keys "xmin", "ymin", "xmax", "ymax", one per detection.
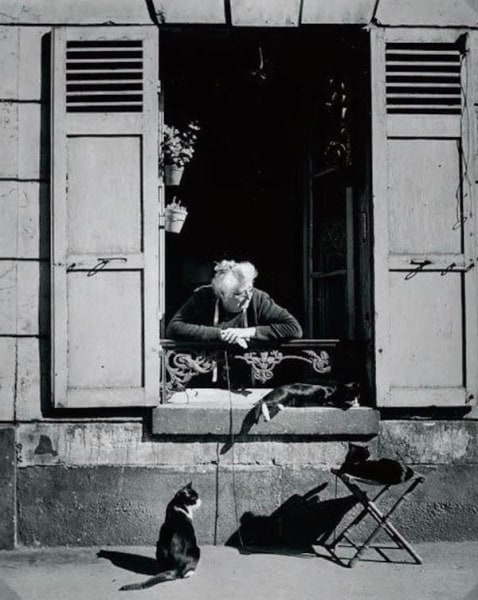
[
  {"xmin": 165, "ymin": 197, "xmax": 188, "ymax": 234},
  {"xmin": 161, "ymin": 121, "xmax": 200, "ymax": 186}
]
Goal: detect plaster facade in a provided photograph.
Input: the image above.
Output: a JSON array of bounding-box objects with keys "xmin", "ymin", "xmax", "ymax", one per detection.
[{"xmin": 1, "ymin": 0, "xmax": 478, "ymax": 549}]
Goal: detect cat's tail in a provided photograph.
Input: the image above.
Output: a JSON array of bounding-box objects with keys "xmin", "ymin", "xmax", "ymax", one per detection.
[{"xmin": 119, "ymin": 569, "xmax": 181, "ymax": 591}]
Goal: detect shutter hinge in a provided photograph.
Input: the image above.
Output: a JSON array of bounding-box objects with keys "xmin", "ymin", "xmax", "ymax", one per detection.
[{"xmin": 157, "ymin": 80, "xmax": 162, "ymax": 95}]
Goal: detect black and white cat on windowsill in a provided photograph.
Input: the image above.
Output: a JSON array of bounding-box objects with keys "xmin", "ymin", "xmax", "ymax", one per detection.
[{"xmin": 253, "ymin": 381, "xmax": 361, "ymax": 422}]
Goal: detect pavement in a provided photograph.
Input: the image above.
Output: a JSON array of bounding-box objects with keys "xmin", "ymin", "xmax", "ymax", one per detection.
[{"xmin": 0, "ymin": 542, "xmax": 477, "ymax": 600}]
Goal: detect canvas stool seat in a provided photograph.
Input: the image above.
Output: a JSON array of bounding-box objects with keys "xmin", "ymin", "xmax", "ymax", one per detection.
[{"xmin": 324, "ymin": 468, "xmax": 426, "ymax": 568}]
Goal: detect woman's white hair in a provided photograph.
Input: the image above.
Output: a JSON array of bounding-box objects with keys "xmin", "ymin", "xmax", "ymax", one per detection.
[{"xmin": 212, "ymin": 260, "xmax": 258, "ymax": 295}]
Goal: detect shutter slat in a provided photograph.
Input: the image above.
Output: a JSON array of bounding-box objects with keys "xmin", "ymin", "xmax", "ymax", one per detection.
[
  {"xmin": 387, "ymin": 82, "xmax": 460, "ymax": 88},
  {"xmin": 387, "ymin": 93, "xmax": 461, "ymax": 99},
  {"xmin": 386, "ymin": 104, "xmax": 461, "ymax": 110},
  {"xmin": 67, "ymin": 51, "xmax": 143, "ymax": 59},
  {"xmin": 387, "ymin": 72, "xmax": 459, "ymax": 78},
  {"xmin": 387, "ymin": 61, "xmax": 460, "ymax": 67},
  {"xmin": 67, "ymin": 40, "xmax": 142, "ymax": 48},
  {"xmin": 67, "ymin": 94, "xmax": 143, "ymax": 102},
  {"xmin": 66, "ymin": 62, "xmax": 143, "ymax": 70},
  {"xmin": 67, "ymin": 89, "xmax": 142, "ymax": 95},
  {"xmin": 67, "ymin": 84, "xmax": 143, "ymax": 92},
  {"xmin": 67, "ymin": 73, "xmax": 143, "ymax": 80},
  {"xmin": 67, "ymin": 105, "xmax": 143, "ymax": 113},
  {"xmin": 386, "ymin": 49, "xmax": 459, "ymax": 56},
  {"xmin": 67, "ymin": 59, "xmax": 143, "ymax": 65}
]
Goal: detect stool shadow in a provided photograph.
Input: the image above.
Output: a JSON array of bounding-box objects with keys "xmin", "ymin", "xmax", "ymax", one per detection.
[{"xmin": 225, "ymin": 483, "xmax": 357, "ymax": 556}]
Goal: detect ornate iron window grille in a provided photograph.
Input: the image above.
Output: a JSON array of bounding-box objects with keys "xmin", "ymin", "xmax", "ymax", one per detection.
[{"xmin": 160, "ymin": 339, "xmax": 362, "ymax": 401}]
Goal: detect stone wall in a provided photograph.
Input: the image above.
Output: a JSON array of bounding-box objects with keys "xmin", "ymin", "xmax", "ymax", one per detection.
[
  {"xmin": 378, "ymin": 421, "xmax": 478, "ymax": 542},
  {"xmin": 0, "ymin": 427, "xmax": 15, "ymax": 549},
  {"xmin": 12, "ymin": 420, "xmax": 375, "ymax": 547},
  {"xmin": 0, "ymin": 419, "xmax": 475, "ymax": 548}
]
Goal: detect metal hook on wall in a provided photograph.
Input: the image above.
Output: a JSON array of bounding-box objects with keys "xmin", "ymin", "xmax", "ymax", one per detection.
[
  {"xmin": 405, "ymin": 259, "xmax": 432, "ymax": 281},
  {"xmin": 440, "ymin": 262, "xmax": 456, "ymax": 276},
  {"xmin": 87, "ymin": 257, "xmax": 127, "ymax": 277}
]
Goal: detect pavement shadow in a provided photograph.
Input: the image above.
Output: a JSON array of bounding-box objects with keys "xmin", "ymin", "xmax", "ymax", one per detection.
[
  {"xmin": 225, "ymin": 483, "xmax": 357, "ymax": 555},
  {"xmin": 97, "ymin": 550, "xmax": 159, "ymax": 575}
]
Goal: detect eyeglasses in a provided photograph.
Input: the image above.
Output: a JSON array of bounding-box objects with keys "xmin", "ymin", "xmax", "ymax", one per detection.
[{"xmin": 230, "ymin": 287, "xmax": 253, "ymax": 299}]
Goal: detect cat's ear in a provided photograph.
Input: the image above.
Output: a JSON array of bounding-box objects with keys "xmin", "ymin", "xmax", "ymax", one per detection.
[
  {"xmin": 346, "ymin": 442, "xmax": 369, "ymax": 459},
  {"xmin": 185, "ymin": 482, "xmax": 193, "ymax": 489},
  {"xmin": 354, "ymin": 443, "xmax": 370, "ymax": 460}
]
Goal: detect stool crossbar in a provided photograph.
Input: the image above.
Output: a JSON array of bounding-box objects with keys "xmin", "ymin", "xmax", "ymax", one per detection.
[{"xmin": 324, "ymin": 469, "xmax": 426, "ymax": 568}]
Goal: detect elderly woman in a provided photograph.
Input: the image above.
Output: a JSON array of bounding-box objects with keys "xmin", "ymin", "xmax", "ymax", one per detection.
[{"xmin": 166, "ymin": 260, "xmax": 302, "ymax": 348}]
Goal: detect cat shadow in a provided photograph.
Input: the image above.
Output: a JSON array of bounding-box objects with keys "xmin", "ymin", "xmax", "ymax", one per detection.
[
  {"xmin": 225, "ymin": 482, "xmax": 358, "ymax": 558},
  {"xmin": 96, "ymin": 550, "xmax": 160, "ymax": 575}
]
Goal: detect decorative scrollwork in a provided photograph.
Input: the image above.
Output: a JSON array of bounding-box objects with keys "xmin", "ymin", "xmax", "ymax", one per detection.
[
  {"xmin": 302, "ymin": 349, "xmax": 332, "ymax": 374},
  {"xmin": 163, "ymin": 346, "xmax": 333, "ymax": 396},
  {"xmin": 165, "ymin": 350, "xmax": 218, "ymax": 393},
  {"xmin": 237, "ymin": 350, "xmax": 284, "ymax": 384},
  {"xmin": 235, "ymin": 348, "xmax": 331, "ymax": 383}
]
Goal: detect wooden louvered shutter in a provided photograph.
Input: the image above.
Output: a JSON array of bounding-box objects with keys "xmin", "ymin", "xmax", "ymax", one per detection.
[
  {"xmin": 385, "ymin": 40, "xmax": 463, "ymax": 115},
  {"xmin": 371, "ymin": 29, "xmax": 478, "ymax": 407},
  {"xmin": 52, "ymin": 27, "xmax": 160, "ymax": 408},
  {"xmin": 65, "ymin": 39, "xmax": 145, "ymax": 113}
]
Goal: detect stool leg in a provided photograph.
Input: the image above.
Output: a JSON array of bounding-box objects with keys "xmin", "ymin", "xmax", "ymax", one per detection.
[
  {"xmin": 365, "ymin": 501, "xmax": 423, "ymax": 564},
  {"xmin": 332, "ymin": 475, "xmax": 425, "ymax": 567},
  {"xmin": 348, "ymin": 517, "xmax": 389, "ymax": 567},
  {"xmin": 352, "ymin": 481, "xmax": 424, "ymax": 565},
  {"xmin": 326, "ymin": 478, "xmax": 390, "ymax": 551},
  {"xmin": 326, "ymin": 504, "xmax": 370, "ymax": 551},
  {"xmin": 326, "ymin": 480, "xmax": 389, "ymax": 550}
]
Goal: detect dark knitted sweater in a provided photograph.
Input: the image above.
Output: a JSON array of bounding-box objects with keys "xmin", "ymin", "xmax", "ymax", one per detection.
[{"xmin": 166, "ymin": 285, "xmax": 302, "ymax": 341}]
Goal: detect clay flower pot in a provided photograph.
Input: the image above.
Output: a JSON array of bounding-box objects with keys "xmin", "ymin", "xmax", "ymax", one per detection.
[
  {"xmin": 164, "ymin": 164, "xmax": 184, "ymax": 186},
  {"xmin": 165, "ymin": 202, "xmax": 188, "ymax": 234}
]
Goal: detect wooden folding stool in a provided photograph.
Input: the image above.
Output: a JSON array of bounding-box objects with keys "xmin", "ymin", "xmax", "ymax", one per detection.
[{"xmin": 324, "ymin": 468, "xmax": 426, "ymax": 568}]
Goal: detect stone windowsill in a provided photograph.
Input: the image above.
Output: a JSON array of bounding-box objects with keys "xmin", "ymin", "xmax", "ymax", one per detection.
[
  {"xmin": 152, "ymin": 402, "xmax": 379, "ymax": 436},
  {"xmin": 157, "ymin": 340, "xmax": 370, "ymax": 436}
]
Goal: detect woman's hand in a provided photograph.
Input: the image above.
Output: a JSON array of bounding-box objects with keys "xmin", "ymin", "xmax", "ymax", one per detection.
[{"xmin": 220, "ymin": 327, "xmax": 256, "ymax": 348}]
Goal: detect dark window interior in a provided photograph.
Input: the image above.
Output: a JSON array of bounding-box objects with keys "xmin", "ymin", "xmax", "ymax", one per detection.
[{"xmin": 161, "ymin": 28, "xmax": 370, "ymax": 338}]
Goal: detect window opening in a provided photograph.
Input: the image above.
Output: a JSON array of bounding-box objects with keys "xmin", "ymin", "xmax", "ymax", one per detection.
[{"xmin": 160, "ymin": 28, "xmax": 372, "ymax": 400}]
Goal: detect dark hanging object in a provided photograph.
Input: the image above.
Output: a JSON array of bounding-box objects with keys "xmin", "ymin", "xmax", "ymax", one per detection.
[
  {"xmin": 250, "ymin": 45, "xmax": 268, "ymax": 83},
  {"xmin": 323, "ymin": 77, "xmax": 352, "ymax": 168}
]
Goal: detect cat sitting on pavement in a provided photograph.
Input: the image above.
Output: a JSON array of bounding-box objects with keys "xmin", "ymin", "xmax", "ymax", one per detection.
[{"xmin": 119, "ymin": 482, "xmax": 201, "ymax": 591}]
